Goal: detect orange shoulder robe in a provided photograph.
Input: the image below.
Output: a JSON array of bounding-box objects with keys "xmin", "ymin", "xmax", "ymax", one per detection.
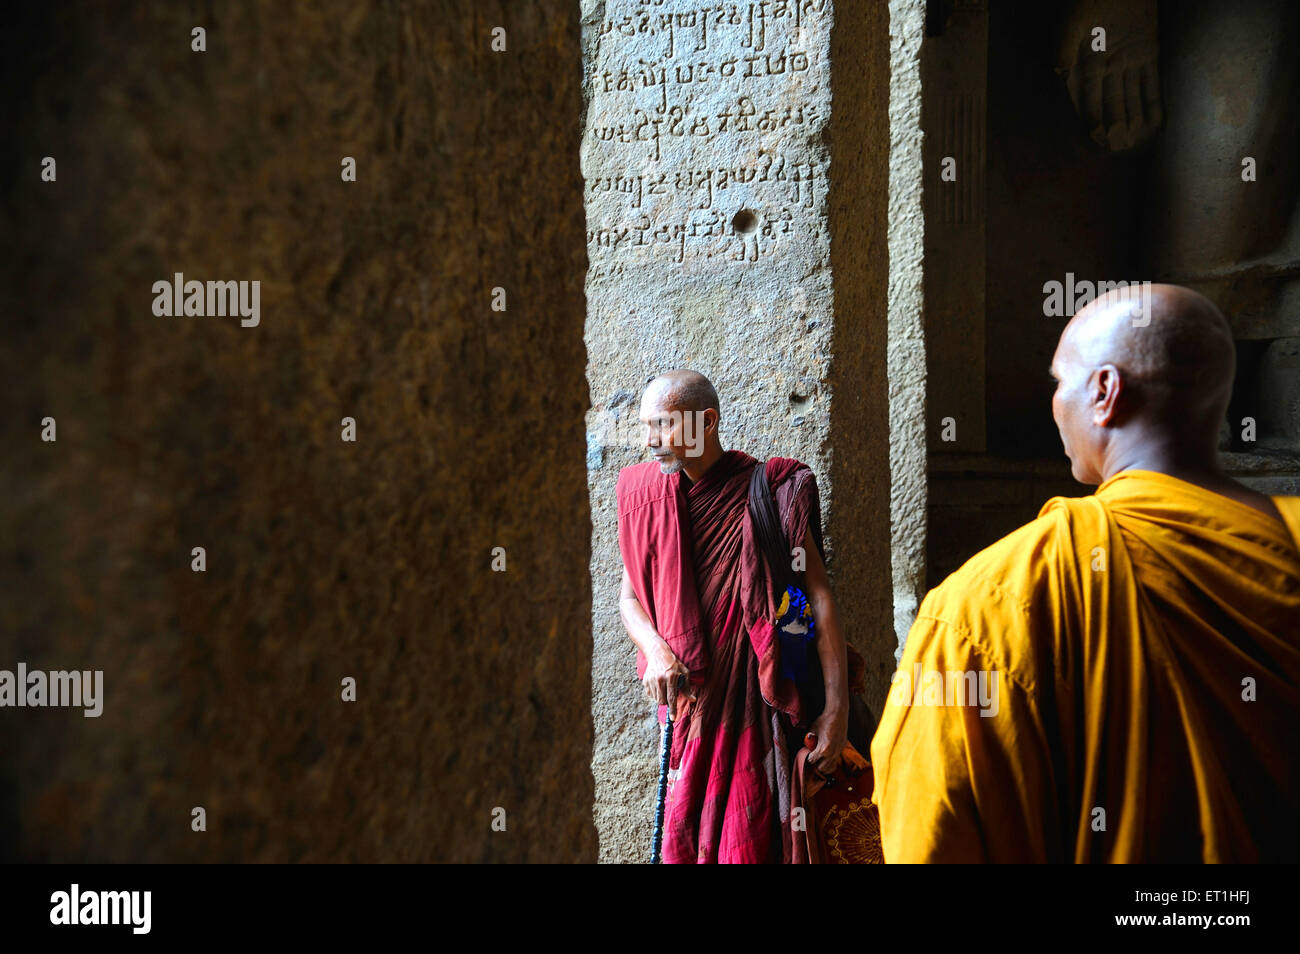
[{"xmin": 871, "ymin": 470, "xmax": 1300, "ymax": 862}]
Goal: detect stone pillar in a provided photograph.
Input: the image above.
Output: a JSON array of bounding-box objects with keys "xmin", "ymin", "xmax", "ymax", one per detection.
[
  {"xmin": 582, "ymin": 0, "xmax": 922, "ymax": 862},
  {"xmin": 1, "ymin": 0, "xmax": 596, "ymax": 863},
  {"xmin": 887, "ymin": 0, "xmax": 929, "ymax": 660}
]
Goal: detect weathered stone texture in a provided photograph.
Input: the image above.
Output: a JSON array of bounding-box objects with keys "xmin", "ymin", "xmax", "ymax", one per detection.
[
  {"xmin": 582, "ymin": 0, "xmax": 906, "ymax": 862},
  {"xmin": 885, "ymin": 0, "xmax": 927, "ymax": 661},
  {"xmin": 0, "ymin": 1, "xmax": 595, "ymax": 862}
]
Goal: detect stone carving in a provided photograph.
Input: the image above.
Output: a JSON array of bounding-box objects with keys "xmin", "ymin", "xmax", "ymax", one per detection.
[{"xmin": 583, "ymin": 1, "xmax": 830, "ymax": 271}]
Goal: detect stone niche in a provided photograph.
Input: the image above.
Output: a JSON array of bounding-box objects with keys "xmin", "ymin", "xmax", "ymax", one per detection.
[
  {"xmin": 926, "ymin": 0, "xmax": 1300, "ymax": 589},
  {"xmin": 581, "ymin": 0, "xmax": 908, "ymax": 863}
]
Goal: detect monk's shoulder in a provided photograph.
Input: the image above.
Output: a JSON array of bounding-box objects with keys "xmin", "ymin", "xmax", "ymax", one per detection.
[
  {"xmin": 616, "ymin": 460, "xmax": 659, "ymax": 489},
  {"xmin": 772, "ymin": 458, "xmax": 816, "ymax": 492},
  {"xmin": 769, "ymin": 455, "xmax": 809, "ymax": 471},
  {"xmin": 916, "ymin": 506, "xmax": 1077, "ymax": 687},
  {"xmin": 616, "ymin": 461, "xmax": 673, "ymax": 512},
  {"xmin": 764, "ymin": 455, "xmax": 811, "ymax": 482},
  {"xmin": 936, "ymin": 505, "xmax": 1074, "ymax": 600}
]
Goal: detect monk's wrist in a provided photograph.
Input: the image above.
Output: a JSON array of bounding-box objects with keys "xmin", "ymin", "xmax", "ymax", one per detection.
[
  {"xmin": 820, "ymin": 701, "xmax": 846, "ymax": 719},
  {"xmin": 646, "ymin": 638, "xmax": 675, "ymax": 667}
]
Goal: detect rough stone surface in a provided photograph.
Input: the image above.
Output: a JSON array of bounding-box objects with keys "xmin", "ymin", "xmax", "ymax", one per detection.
[
  {"xmin": 0, "ymin": 1, "xmax": 596, "ymax": 862},
  {"xmin": 581, "ymin": 0, "xmax": 909, "ymax": 862},
  {"xmin": 830, "ymin": 0, "xmax": 905, "ymax": 710},
  {"xmin": 886, "ymin": 0, "xmax": 928, "ymax": 661}
]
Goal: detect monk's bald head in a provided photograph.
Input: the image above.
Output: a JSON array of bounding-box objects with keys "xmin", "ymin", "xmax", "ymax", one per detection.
[
  {"xmin": 1063, "ymin": 284, "xmax": 1235, "ymax": 407},
  {"xmin": 639, "ymin": 370, "xmax": 722, "ymax": 475},
  {"xmin": 1050, "ymin": 284, "xmax": 1236, "ymax": 483},
  {"xmin": 643, "ymin": 370, "xmax": 720, "ymax": 417}
]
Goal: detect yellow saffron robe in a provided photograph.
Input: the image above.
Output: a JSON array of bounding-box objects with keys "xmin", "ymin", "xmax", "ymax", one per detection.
[{"xmin": 871, "ymin": 470, "xmax": 1300, "ymax": 862}]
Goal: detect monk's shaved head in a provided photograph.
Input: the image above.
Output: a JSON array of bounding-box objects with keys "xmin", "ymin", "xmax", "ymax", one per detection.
[
  {"xmin": 638, "ymin": 370, "xmax": 723, "ymax": 477},
  {"xmin": 643, "ymin": 369, "xmax": 721, "ymax": 417},
  {"xmin": 1051, "ymin": 284, "xmax": 1237, "ymax": 484},
  {"xmin": 1064, "ymin": 284, "xmax": 1234, "ymax": 420}
]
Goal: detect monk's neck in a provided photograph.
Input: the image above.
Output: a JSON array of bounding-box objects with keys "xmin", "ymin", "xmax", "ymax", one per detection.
[
  {"xmin": 1100, "ymin": 431, "xmax": 1223, "ymax": 485},
  {"xmin": 1100, "ymin": 436, "xmax": 1287, "ymax": 524},
  {"xmin": 681, "ymin": 442, "xmax": 725, "ymax": 483}
]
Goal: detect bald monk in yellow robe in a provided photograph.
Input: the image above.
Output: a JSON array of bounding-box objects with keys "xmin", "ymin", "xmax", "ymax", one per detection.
[{"xmin": 871, "ymin": 284, "xmax": 1300, "ymax": 862}]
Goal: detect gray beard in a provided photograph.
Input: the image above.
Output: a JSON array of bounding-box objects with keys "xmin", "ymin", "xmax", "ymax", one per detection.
[{"xmin": 657, "ymin": 455, "xmax": 684, "ymax": 475}]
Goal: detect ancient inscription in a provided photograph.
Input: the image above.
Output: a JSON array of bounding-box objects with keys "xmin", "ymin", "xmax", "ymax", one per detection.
[
  {"xmin": 598, "ymin": 1, "xmax": 829, "ymax": 58},
  {"xmin": 586, "ymin": 153, "xmax": 818, "ymax": 211},
  {"xmin": 583, "ymin": 0, "xmax": 829, "ymax": 271}
]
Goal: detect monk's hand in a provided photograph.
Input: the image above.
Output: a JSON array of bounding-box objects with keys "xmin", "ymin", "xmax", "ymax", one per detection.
[
  {"xmin": 643, "ymin": 642, "xmax": 693, "ymax": 720},
  {"xmin": 807, "ymin": 706, "xmax": 848, "ymax": 778}
]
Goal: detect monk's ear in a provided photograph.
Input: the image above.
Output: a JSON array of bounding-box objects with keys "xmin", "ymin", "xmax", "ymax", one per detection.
[
  {"xmin": 703, "ymin": 407, "xmax": 719, "ymax": 436},
  {"xmin": 1092, "ymin": 364, "xmax": 1123, "ymax": 425}
]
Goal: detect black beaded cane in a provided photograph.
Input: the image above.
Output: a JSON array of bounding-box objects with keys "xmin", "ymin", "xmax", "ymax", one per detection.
[{"xmin": 650, "ymin": 675, "xmax": 686, "ymax": 864}]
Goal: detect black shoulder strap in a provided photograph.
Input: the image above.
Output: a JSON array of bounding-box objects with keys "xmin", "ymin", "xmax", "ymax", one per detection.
[{"xmin": 748, "ymin": 459, "xmax": 794, "ymax": 599}]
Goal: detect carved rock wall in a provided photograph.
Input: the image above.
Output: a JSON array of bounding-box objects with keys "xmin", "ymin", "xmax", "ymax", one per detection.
[
  {"xmin": 0, "ymin": 1, "xmax": 596, "ymax": 862},
  {"xmin": 582, "ymin": 0, "xmax": 915, "ymax": 862}
]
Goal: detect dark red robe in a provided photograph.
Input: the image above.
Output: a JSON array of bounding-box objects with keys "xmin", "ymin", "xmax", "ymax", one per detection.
[{"xmin": 617, "ymin": 449, "xmax": 821, "ymax": 863}]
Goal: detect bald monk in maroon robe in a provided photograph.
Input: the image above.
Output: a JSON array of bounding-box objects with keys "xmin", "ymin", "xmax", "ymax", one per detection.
[{"xmin": 617, "ymin": 370, "xmax": 852, "ymax": 863}]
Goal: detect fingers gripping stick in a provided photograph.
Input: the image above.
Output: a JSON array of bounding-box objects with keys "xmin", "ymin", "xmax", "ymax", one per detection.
[{"xmin": 650, "ymin": 675, "xmax": 687, "ymax": 864}]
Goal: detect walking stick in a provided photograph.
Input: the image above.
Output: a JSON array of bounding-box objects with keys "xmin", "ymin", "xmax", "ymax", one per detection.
[{"xmin": 650, "ymin": 675, "xmax": 686, "ymax": 864}]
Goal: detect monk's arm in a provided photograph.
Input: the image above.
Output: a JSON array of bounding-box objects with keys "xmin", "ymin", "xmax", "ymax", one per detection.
[
  {"xmin": 619, "ymin": 565, "xmax": 691, "ymax": 717},
  {"xmin": 802, "ymin": 527, "xmax": 849, "ymax": 771}
]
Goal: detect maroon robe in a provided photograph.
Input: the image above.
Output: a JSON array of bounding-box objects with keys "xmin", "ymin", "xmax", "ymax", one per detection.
[{"xmin": 617, "ymin": 449, "xmax": 821, "ymax": 863}]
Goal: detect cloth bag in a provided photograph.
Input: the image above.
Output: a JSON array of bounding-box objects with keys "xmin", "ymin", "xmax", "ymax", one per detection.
[{"xmin": 792, "ymin": 741, "xmax": 884, "ymax": 863}]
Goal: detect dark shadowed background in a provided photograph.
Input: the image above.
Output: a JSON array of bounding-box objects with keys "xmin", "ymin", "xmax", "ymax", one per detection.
[{"xmin": 0, "ymin": 1, "xmax": 596, "ymax": 862}]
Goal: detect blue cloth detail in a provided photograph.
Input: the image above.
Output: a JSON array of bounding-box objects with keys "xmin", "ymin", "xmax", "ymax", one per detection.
[{"xmin": 776, "ymin": 584, "xmax": 816, "ymax": 683}]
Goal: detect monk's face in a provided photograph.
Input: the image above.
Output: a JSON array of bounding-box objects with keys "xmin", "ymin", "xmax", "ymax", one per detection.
[
  {"xmin": 1050, "ymin": 324, "xmax": 1105, "ymax": 484},
  {"xmin": 639, "ymin": 386, "xmax": 708, "ymax": 475}
]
